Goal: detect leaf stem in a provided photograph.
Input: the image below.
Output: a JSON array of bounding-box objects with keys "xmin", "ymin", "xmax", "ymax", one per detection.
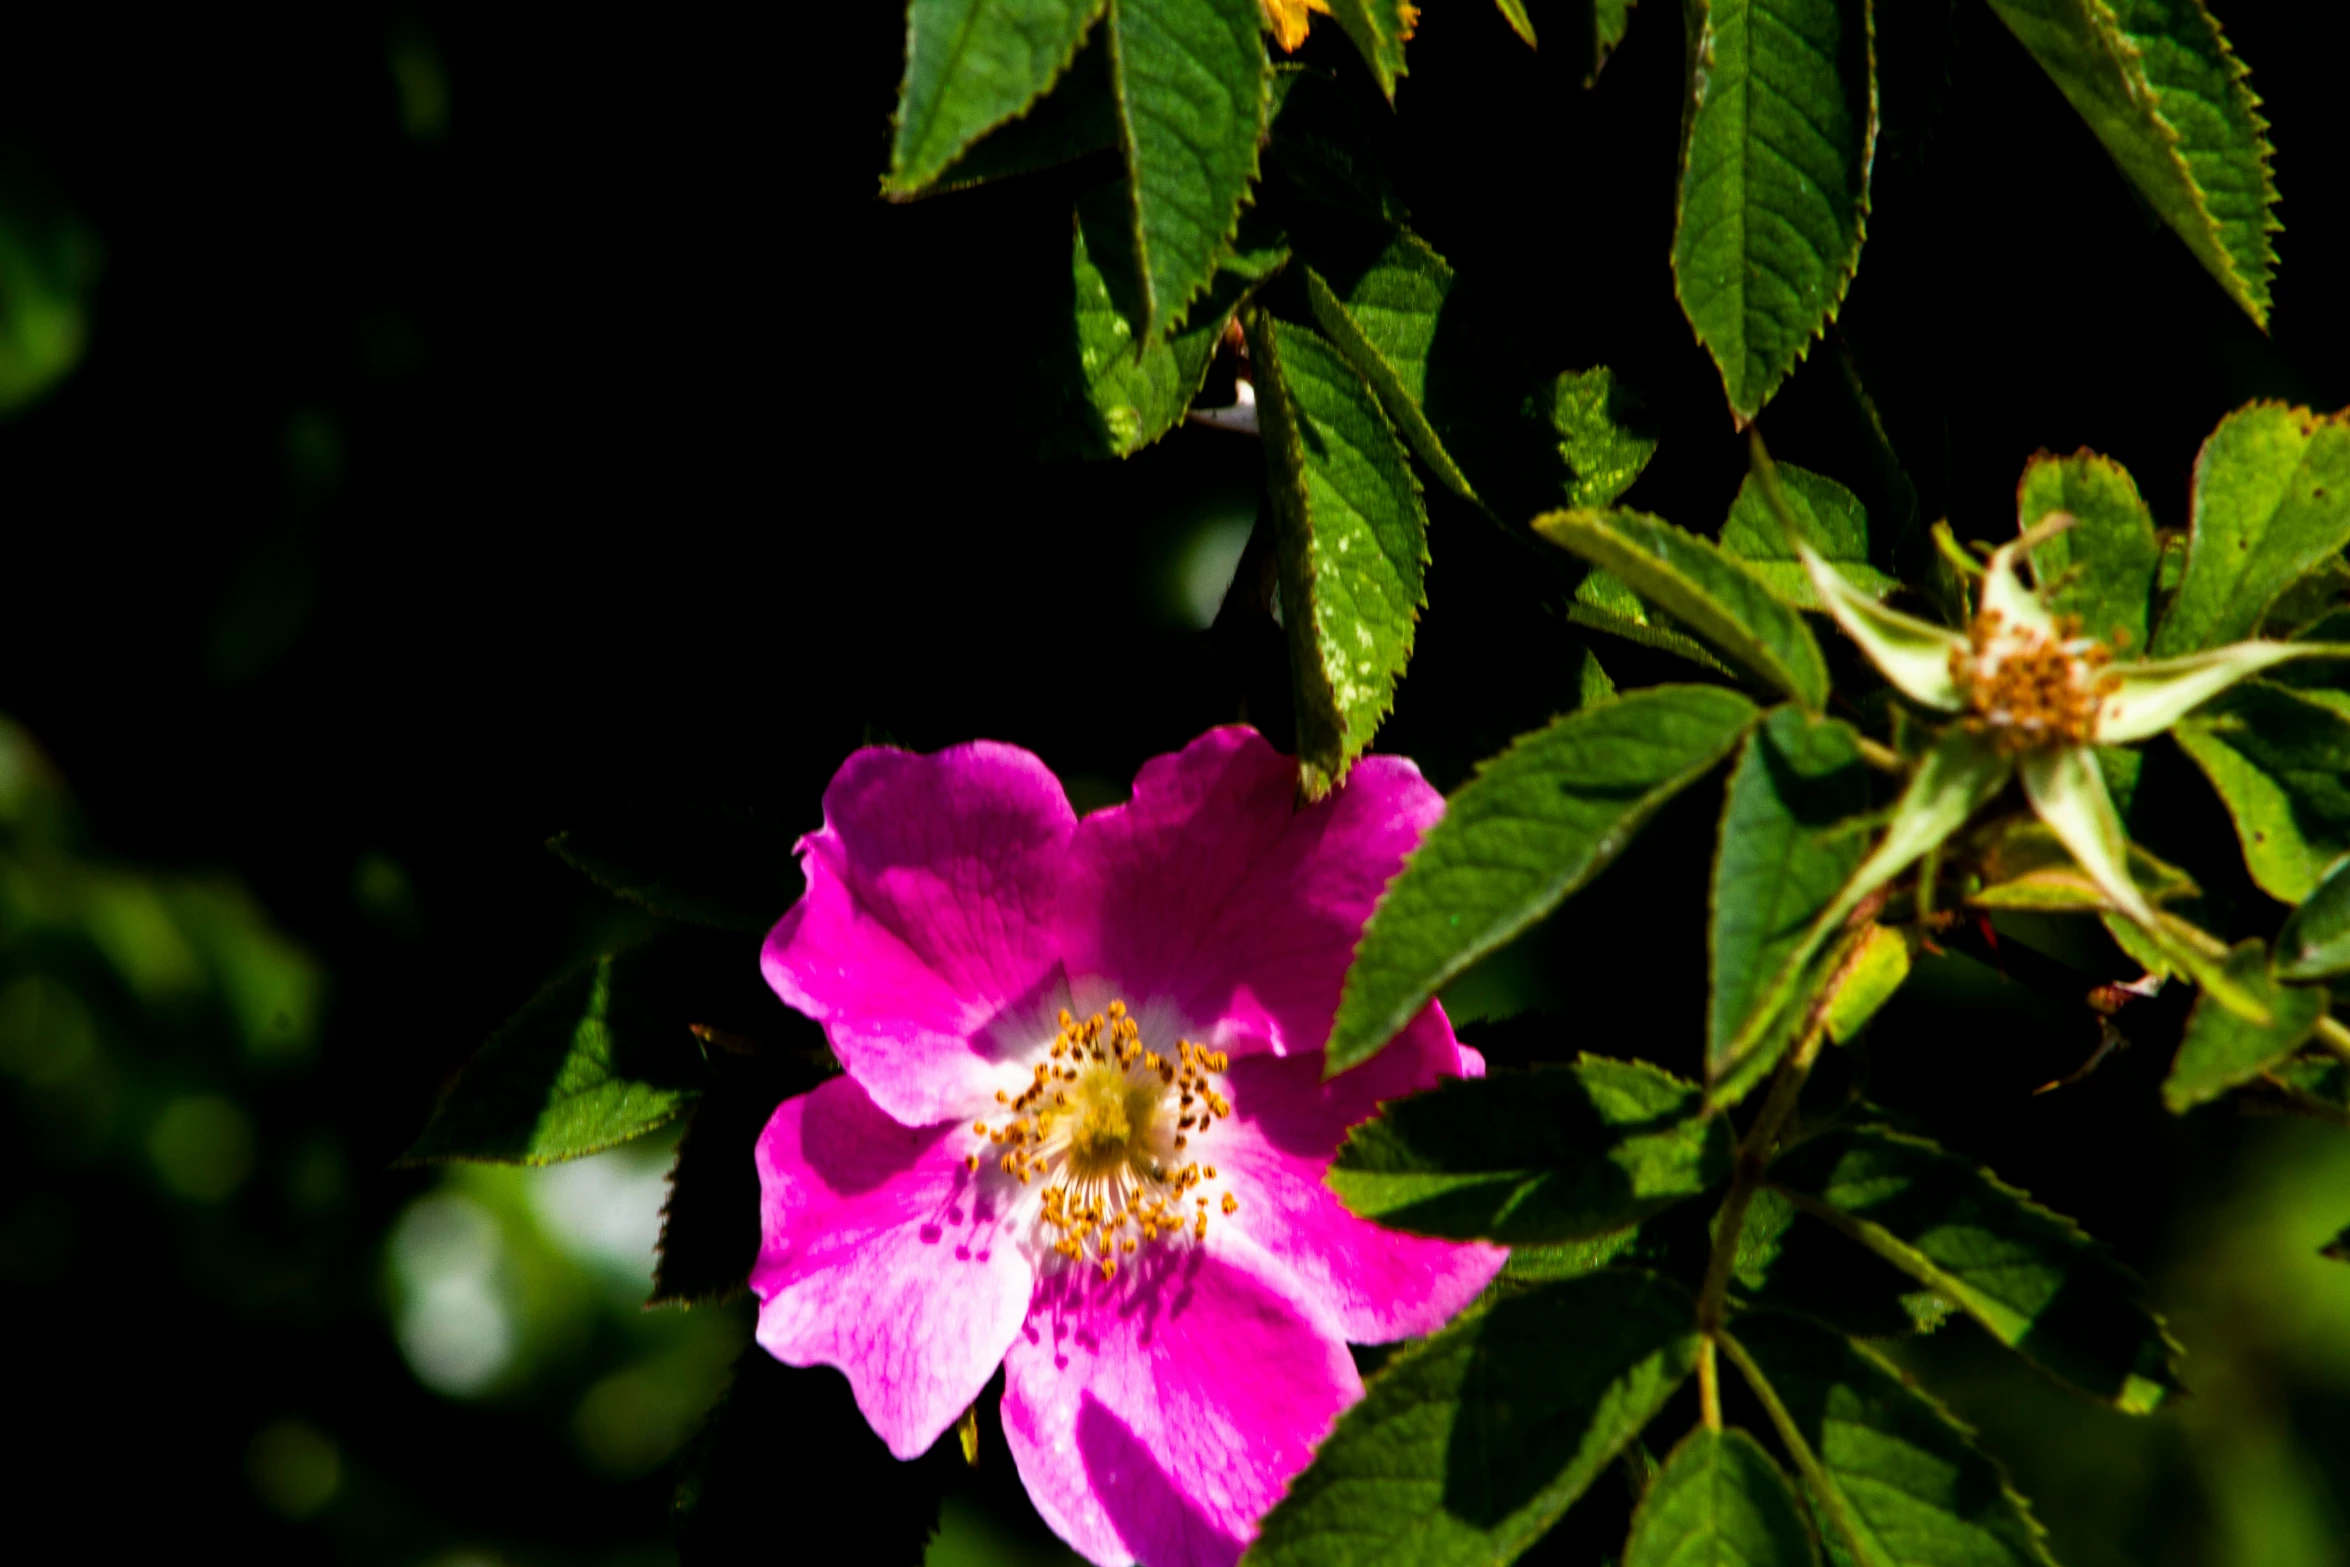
[
  {"xmin": 1696, "ymin": 1021, "xmax": 1829, "ymax": 1338},
  {"xmin": 2315, "ymin": 1014, "xmax": 2350, "ymax": 1068},
  {"xmin": 1697, "ymin": 1338, "xmax": 1722, "ymax": 1431}
]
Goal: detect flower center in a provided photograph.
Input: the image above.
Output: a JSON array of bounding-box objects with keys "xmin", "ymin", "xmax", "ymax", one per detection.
[
  {"xmin": 1950, "ymin": 608, "xmax": 2118, "ymax": 752},
  {"xmin": 966, "ymin": 1001, "xmax": 1236, "ymax": 1281}
]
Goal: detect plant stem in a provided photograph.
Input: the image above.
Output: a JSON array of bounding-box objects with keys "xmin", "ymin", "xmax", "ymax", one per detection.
[
  {"xmin": 1695, "ymin": 1022, "xmax": 1829, "ymax": 1338},
  {"xmin": 2316, "ymin": 1014, "xmax": 2350, "ymax": 1068},
  {"xmin": 1697, "ymin": 1338, "xmax": 1722, "ymax": 1431}
]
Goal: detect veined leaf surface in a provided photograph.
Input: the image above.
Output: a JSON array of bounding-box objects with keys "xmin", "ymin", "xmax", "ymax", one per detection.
[
  {"xmin": 1624, "ymin": 1426, "xmax": 1822, "ymax": 1567},
  {"xmin": 887, "ymin": 0, "xmax": 1107, "ymax": 194}
]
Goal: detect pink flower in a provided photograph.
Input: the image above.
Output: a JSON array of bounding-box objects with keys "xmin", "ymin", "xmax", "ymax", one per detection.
[{"xmin": 751, "ymin": 727, "xmax": 1504, "ymax": 1567}]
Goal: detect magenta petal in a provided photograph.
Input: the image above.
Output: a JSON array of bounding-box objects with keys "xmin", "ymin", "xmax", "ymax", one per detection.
[
  {"xmin": 999, "ymin": 1253, "xmax": 1364, "ymax": 1567},
  {"xmin": 764, "ymin": 742, "xmax": 1076, "ymax": 1126},
  {"xmin": 1214, "ymin": 1006, "xmax": 1505, "ymax": 1342},
  {"xmin": 751, "ymin": 1075, "xmax": 1034, "ymax": 1460},
  {"xmin": 1059, "ymin": 728, "xmax": 1441, "ymax": 1058}
]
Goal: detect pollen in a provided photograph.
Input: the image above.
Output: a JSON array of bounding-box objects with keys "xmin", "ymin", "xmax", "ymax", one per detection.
[
  {"xmin": 969, "ymin": 1001, "xmax": 1237, "ymax": 1280},
  {"xmin": 1951, "ymin": 608, "xmax": 2118, "ymax": 753}
]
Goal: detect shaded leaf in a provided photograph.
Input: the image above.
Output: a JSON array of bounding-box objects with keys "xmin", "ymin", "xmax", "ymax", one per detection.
[
  {"xmin": 2020, "ymin": 448, "xmax": 2162, "ymax": 655},
  {"xmin": 1711, "ymin": 707, "xmax": 1873, "ymax": 1064},
  {"xmin": 2163, "ymin": 940, "xmax": 2328, "ymax": 1111},
  {"xmin": 1248, "ymin": 309, "xmax": 1428, "ymax": 795},
  {"xmin": 1535, "ymin": 507, "xmax": 1830, "ymax": 707},
  {"xmin": 1247, "ymin": 1271, "xmax": 1701, "ymax": 1567},
  {"xmin": 1724, "ymin": 1311, "xmax": 2057, "ymax": 1567},
  {"xmin": 1721, "ymin": 463, "xmax": 1893, "ymax": 609},
  {"xmin": 1673, "ymin": 0, "xmax": 1877, "ymax": 424},
  {"xmin": 1329, "ymin": 686, "xmax": 1759, "ymax": 1073},
  {"xmin": 649, "ymin": 1049, "xmax": 814, "ymax": 1307},
  {"xmin": 2153, "ymin": 403, "xmax": 2350, "ymax": 654},
  {"xmin": 1733, "ymin": 1185, "xmax": 1956, "ymax": 1340},
  {"xmin": 1625, "ymin": 1426, "xmax": 1822, "ymax": 1567},
  {"xmin": 887, "ymin": 0, "xmax": 1107, "ymax": 194},
  {"xmin": 1261, "ymin": 64, "xmax": 1407, "ymax": 222},
  {"xmin": 1984, "ymin": 0, "xmax": 2276, "ymax": 325},
  {"xmin": 550, "ymin": 805, "xmax": 803, "ymax": 935},
  {"xmin": 1327, "ymin": 0, "xmax": 1417, "ymax": 99},
  {"xmin": 1328, "ymin": 1056, "xmax": 1733, "ymax": 1244},
  {"xmin": 404, "ymin": 946, "xmax": 706, "ymax": 1165},
  {"xmin": 2276, "ymin": 852, "xmax": 2350, "ymax": 981},
  {"xmin": 1966, "ymin": 818, "xmax": 2197, "ymax": 911},
  {"xmin": 2323, "ymin": 1227, "xmax": 2350, "ymax": 1264},
  {"xmin": 1111, "ymin": 0, "xmax": 1269, "ymax": 341},
  {"xmin": 2172, "ymin": 680, "xmax": 2350, "ymax": 902},
  {"xmin": 1770, "ymin": 1125, "xmax": 2184, "ymax": 1411}
]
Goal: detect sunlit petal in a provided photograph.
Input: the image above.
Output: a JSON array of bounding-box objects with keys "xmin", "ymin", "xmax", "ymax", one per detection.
[
  {"xmin": 2018, "ymin": 746, "xmax": 2156, "ymax": 929},
  {"xmin": 2097, "ymin": 641, "xmax": 2350, "ymax": 742},
  {"xmin": 1796, "ymin": 540, "xmax": 1966, "ymax": 710}
]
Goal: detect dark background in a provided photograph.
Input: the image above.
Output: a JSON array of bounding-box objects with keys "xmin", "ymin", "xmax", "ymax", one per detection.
[{"xmin": 2, "ymin": 2, "xmax": 2346, "ymax": 1562}]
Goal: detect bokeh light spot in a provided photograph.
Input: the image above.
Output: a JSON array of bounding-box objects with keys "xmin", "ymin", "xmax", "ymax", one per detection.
[
  {"xmin": 245, "ymin": 1418, "xmax": 341, "ymax": 1519},
  {"xmin": 148, "ymin": 1094, "xmax": 256, "ymax": 1201},
  {"xmin": 389, "ymin": 1193, "xmax": 515, "ymax": 1396}
]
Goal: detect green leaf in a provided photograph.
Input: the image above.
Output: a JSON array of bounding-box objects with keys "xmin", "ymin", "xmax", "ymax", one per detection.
[
  {"xmin": 1328, "ymin": 685, "xmax": 1759, "ymax": 1073},
  {"xmin": 1535, "ymin": 508, "xmax": 1830, "ymax": 708},
  {"xmin": 1553, "ymin": 366, "xmax": 1662, "ymax": 508},
  {"xmin": 1821, "ymin": 923, "xmax": 1911, "ymax": 1045},
  {"xmin": 1248, "ymin": 309, "xmax": 1428, "ymax": 796},
  {"xmin": 1711, "ymin": 706, "xmax": 1873, "ymax": 1064},
  {"xmin": 886, "ymin": 0, "xmax": 1107, "ymax": 194},
  {"xmin": 2020, "ymin": 449, "xmax": 2162, "ymax": 655},
  {"xmin": 1672, "ymin": 0, "xmax": 1877, "ymax": 424},
  {"xmin": 404, "ymin": 947, "xmax": 706, "ymax": 1165},
  {"xmin": 1109, "ymin": 0, "xmax": 1269, "ymax": 341},
  {"xmin": 1569, "ymin": 569, "xmax": 1740, "ymax": 676},
  {"xmin": 1494, "ymin": 0, "xmax": 1538, "ymax": 48},
  {"xmin": 1723, "ymin": 1312, "xmax": 2058, "ymax": 1567},
  {"xmin": 915, "ymin": 30, "xmax": 1122, "ymax": 194},
  {"xmin": 1246, "ymin": 1270, "xmax": 1702, "ymax": 1567},
  {"xmin": 1045, "ymin": 187, "xmax": 1286, "ymax": 460},
  {"xmin": 2163, "ymin": 940, "xmax": 2329, "ymax": 1111},
  {"xmin": 1579, "ymin": 646, "xmax": 1620, "ymax": 708},
  {"xmin": 1301, "ymin": 230, "xmax": 1474, "ymax": 503},
  {"xmin": 1966, "ymin": 819, "xmax": 2197, "ymax": 912},
  {"xmin": 1328, "ymin": 1056, "xmax": 1733, "ymax": 1243},
  {"xmin": 1721, "ymin": 464, "xmax": 1893, "ymax": 610},
  {"xmin": 2277, "ymin": 853, "xmax": 2350, "ymax": 981},
  {"xmin": 1626, "ymin": 1426, "xmax": 1822, "ymax": 1567},
  {"xmin": 1983, "ymin": 0, "xmax": 2276, "ymax": 326},
  {"xmin": 2153, "ymin": 403, "xmax": 2350, "ymax": 654},
  {"xmin": 2172, "ymin": 681, "xmax": 2350, "ymax": 903},
  {"xmin": 1769, "ymin": 1126, "xmax": 2184, "ymax": 1412},
  {"xmin": 1327, "ymin": 0, "xmax": 1417, "ymax": 100},
  {"xmin": 550, "ymin": 806, "xmax": 804, "ymax": 935},
  {"xmin": 1732, "ymin": 1186, "xmax": 1956, "ymax": 1340}
]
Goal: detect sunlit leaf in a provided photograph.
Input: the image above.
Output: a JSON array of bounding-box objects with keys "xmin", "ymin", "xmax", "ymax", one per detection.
[
  {"xmin": 1721, "ymin": 464, "xmax": 1893, "ymax": 609},
  {"xmin": 2171, "ymin": 681, "xmax": 2350, "ymax": 902},
  {"xmin": 885, "ymin": 0, "xmax": 1108, "ymax": 195},
  {"xmin": 1625, "ymin": 1426, "xmax": 1822, "ymax": 1567},
  {"xmin": 1301, "ymin": 229, "xmax": 1474, "ymax": 502},
  {"xmin": 2153, "ymin": 403, "xmax": 2350, "ymax": 654},
  {"xmin": 916, "ymin": 30, "xmax": 1121, "ymax": 193},
  {"xmin": 1328, "ymin": 1056, "xmax": 1733, "ymax": 1243},
  {"xmin": 1248, "ymin": 1271, "xmax": 1701, "ymax": 1566},
  {"xmin": 1711, "ymin": 707, "xmax": 1873, "ymax": 1065},
  {"xmin": 404, "ymin": 947, "xmax": 707, "ymax": 1165},
  {"xmin": 1820, "ymin": 923, "xmax": 1911, "ymax": 1044},
  {"xmin": 1248, "ymin": 309, "xmax": 1428, "ymax": 796},
  {"xmin": 1673, "ymin": 0, "xmax": 1876, "ymax": 424},
  {"xmin": 1568, "ymin": 568, "xmax": 1739, "ymax": 675},
  {"xmin": 2096, "ymin": 640, "xmax": 2349, "ymax": 744},
  {"xmin": 1984, "ymin": 0, "xmax": 2277, "ymax": 326},
  {"xmin": 1724, "ymin": 1312, "xmax": 2059, "ymax": 1567},
  {"xmin": 2163, "ymin": 940, "xmax": 2328, "ymax": 1112},
  {"xmin": 2020, "ymin": 448, "xmax": 2162, "ymax": 655},
  {"xmin": 1535, "ymin": 508, "xmax": 1830, "ymax": 708},
  {"xmin": 1328, "ymin": 686, "xmax": 1759, "ymax": 1074},
  {"xmin": 1770, "ymin": 1126, "xmax": 2184, "ymax": 1412},
  {"xmin": 2276, "ymin": 853, "xmax": 2350, "ymax": 981},
  {"xmin": 1551, "ymin": 366, "xmax": 1661, "ymax": 508}
]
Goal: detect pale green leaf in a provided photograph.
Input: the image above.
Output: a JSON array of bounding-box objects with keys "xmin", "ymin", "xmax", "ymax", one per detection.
[
  {"xmin": 1328, "ymin": 1056, "xmax": 1732, "ymax": 1243},
  {"xmin": 1771, "ymin": 1126, "xmax": 2184, "ymax": 1412},
  {"xmin": 886, "ymin": 0, "xmax": 1107, "ymax": 194},
  {"xmin": 2020, "ymin": 448, "xmax": 2162, "ymax": 655},
  {"xmin": 1248, "ymin": 310, "xmax": 1428, "ymax": 796},
  {"xmin": 1711, "ymin": 707, "xmax": 1873, "ymax": 1064},
  {"xmin": 2097, "ymin": 640, "xmax": 2350, "ymax": 744},
  {"xmin": 2164, "ymin": 940, "xmax": 2329, "ymax": 1111},
  {"xmin": 1821, "ymin": 924, "xmax": 1911, "ymax": 1045},
  {"xmin": 2154, "ymin": 403, "xmax": 2350, "ymax": 654},
  {"xmin": 1247, "ymin": 1271, "xmax": 1701, "ymax": 1567},
  {"xmin": 1673, "ymin": 0, "xmax": 1877, "ymax": 424},
  {"xmin": 1796, "ymin": 540, "xmax": 1966, "ymax": 711},
  {"xmin": 1724, "ymin": 1313, "xmax": 2058, "ymax": 1567},
  {"xmin": 1535, "ymin": 507, "xmax": 1830, "ymax": 708},
  {"xmin": 403, "ymin": 949, "xmax": 705, "ymax": 1165},
  {"xmin": 1111, "ymin": 0, "xmax": 1269, "ymax": 341},
  {"xmin": 1984, "ymin": 0, "xmax": 2276, "ymax": 325},
  {"xmin": 1626, "ymin": 1426, "xmax": 1821, "ymax": 1567},
  {"xmin": 2277, "ymin": 854, "xmax": 2350, "ymax": 981},
  {"xmin": 1329, "ymin": 686, "xmax": 1759, "ymax": 1074},
  {"xmin": 2172, "ymin": 681, "xmax": 2350, "ymax": 902},
  {"xmin": 2018, "ymin": 743, "xmax": 2155, "ymax": 928},
  {"xmin": 1722, "ymin": 464, "xmax": 1893, "ymax": 609},
  {"xmin": 1578, "ymin": 646, "xmax": 1620, "ymax": 708}
]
